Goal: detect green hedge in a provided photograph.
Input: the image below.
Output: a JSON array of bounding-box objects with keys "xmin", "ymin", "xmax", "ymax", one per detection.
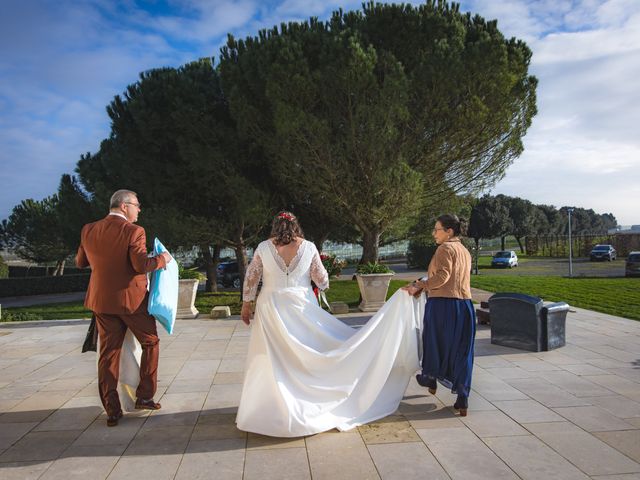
[
  {"xmin": 0, "ymin": 256, "xmax": 8, "ymax": 279},
  {"xmin": 0, "ymin": 274, "xmax": 90, "ymax": 297},
  {"xmin": 8, "ymin": 265, "xmax": 87, "ymax": 277},
  {"xmin": 406, "ymin": 240, "xmax": 438, "ymax": 269}
]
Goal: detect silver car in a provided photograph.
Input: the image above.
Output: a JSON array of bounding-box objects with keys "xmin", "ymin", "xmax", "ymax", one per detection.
[{"xmin": 590, "ymin": 244, "xmax": 616, "ymax": 261}]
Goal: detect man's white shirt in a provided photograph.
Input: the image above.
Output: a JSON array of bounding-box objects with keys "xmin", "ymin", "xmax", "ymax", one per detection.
[{"xmin": 108, "ymin": 212, "xmax": 128, "ymax": 221}]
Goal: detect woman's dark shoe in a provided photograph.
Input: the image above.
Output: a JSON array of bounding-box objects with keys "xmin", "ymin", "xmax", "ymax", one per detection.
[
  {"xmin": 415, "ymin": 374, "xmax": 437, "ymax": 395},
  {"xmin": 107, "ymin": 410, "xmax": 123, "ymax": 427},
  {"xmin": 453, "ymin": 396, "xmax": 468, "ymax": 417},
  {"xmin": 135, "ymin": 398, "xmax": 162, "ymax": 410}
]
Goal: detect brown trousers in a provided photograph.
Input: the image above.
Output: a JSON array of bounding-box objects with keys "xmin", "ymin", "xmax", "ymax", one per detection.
[{"xmin": 95, "ymin": 312, "xmax": 159, "ymax": 416}]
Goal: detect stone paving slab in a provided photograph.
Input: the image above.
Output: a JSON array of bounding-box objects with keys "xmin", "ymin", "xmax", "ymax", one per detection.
[{"xmin": 0, "ymin": 304, "xmax": 639, "ymax": 479}]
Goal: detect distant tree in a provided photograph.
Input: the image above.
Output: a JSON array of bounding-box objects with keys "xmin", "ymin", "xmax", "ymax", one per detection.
[
  {"xmin": 600, "ymin": 213, "xmax": 617, "ymax": 231},
  {"xmin": 502, "ymin": 196, "xmax": 538, "ymax": 253},
  {"xmin": 536, "ymin": 204, "xmax": 563, "ymax": 234},
  {"xmin": 583, "ymin": 209, "xmax": 617, "ymax": 233},
  {"xmin": 494, "ymin": 195, "xmax": 514, "ymax": 250},
  {"xmin": 0, "ymin": 219, "xmax": 7, "ymax": 250},
  {"xmin": 4, "ymin": 197, "xmax": 68, "ymax": 274},
  {"xmin": 559, "ymin": 207, "xmax": 615, "ymax": 235},
  {"xmin": 220, "ymin": 0, "xmax": 537, "ymax": 262},
  {"xmin": 468, "ymin": 195, "xmax": 511, "ymax": 272},
  {"xmin": 529, "ymin": 206, "xmax": 551, "ymax": 239},
  {"xmin": 55, "ymin": 174, "xmax": 100, "ymax": 273}
]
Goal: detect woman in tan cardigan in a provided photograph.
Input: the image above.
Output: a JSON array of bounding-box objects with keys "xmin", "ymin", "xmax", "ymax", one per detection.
[{"xmin": 403, "ymin": 214, "xmax": 475, "ymax": 416}]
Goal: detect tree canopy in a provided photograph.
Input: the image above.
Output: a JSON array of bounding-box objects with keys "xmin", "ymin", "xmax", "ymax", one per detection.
[
  {"xmin": 4, "ymin": 197, "xmax": 66, "ymax": 267},
  {"xmin": 76, "ymin": 59, "xmax": 272, "ymax": 288},
  {"xmin": 219, "ymin": 0, "xmax": 537, "ymax": 261},
  {"xmin": 2, "ymin": 175, "xmax": 96, "ymax": 273}
]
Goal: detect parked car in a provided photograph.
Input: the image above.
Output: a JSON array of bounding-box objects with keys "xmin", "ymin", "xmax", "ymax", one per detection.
[
  {"xmin": 491, "ymin": 250, "xmax": 518, "ymax": 268},
  {"xmin": 590, "ymin": 244, "xmax": 616, "ymax": 261},
  {"xmin": 625, "ymin": 251, "xmax": 640, "ymax": 277},
  {"xmin": 217, "ymin": 261, "xmax": 241, "ymax": 288}
]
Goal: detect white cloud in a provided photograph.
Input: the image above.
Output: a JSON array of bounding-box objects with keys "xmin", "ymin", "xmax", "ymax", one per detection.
[
  {"xmin": 532, "ymin": 14, "xmax": 640, "ymax": 64},
  {"xmin": 128, "ymin": 0, "xmax": 260, "ymax": 42},
  {"xmin": 488, "ymin": 0, "xmax": 640, "ymax": 224}
]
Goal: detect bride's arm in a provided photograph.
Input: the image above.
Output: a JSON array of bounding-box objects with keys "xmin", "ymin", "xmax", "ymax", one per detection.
[
  {"xmin": 310, "ymin": 250, "xmax": 329, "ymax": 291},
  {"xmin": 241, "ymin": 253, "xmax": 263, "ymax": 325}
]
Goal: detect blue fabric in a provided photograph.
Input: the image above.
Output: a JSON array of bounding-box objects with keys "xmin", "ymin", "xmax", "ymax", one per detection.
[
  {"xmin": 421, "ymin": 297, "xmax": 476, "ymax": 397},
  {"xmin": 148, "ymin": 238, "xmax": 178, "ymax": 334}
]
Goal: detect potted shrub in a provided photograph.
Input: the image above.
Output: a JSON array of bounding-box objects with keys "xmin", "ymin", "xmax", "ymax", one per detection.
[
  {"xmin": 320, "ymin": 253, "xmax": 347, "ymax": 278},
  {"xmin": 177, "ymin": 265, "xmax": 204, "ymax": 319},
  {"xmin": 355, "ymin": 262, "xmax": 395, "ymax": 312}
]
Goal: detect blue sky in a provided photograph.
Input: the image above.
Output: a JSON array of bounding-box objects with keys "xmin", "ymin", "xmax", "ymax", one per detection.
[{"xmin": 1, "ymin": 0, "xmax": 639, "ymax": 224}]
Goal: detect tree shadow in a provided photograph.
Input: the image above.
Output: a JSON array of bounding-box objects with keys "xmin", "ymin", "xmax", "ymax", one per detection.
[
  {"xmin": 0, "ymin": 394, "xmax": 448, "ymax": 468},
  {"xmin": 0, "ymin": 406, "xmax": 249, "ymax": 467}
]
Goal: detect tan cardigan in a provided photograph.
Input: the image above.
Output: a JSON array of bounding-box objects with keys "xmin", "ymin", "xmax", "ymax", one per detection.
[{"xmin": 417, "ymin": 238, "xmax": 472, "ymax": 300}]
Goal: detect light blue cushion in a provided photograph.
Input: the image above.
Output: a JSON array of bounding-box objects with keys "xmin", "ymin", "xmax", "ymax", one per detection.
[{"xmin": 148, "ymin": 238, "xmax": 178, "ymax": 334}]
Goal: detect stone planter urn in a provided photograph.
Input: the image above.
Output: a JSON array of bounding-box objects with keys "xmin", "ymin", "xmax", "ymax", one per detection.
[
  {"xmin": 176, "ymin": 279, "xmax": 199, "ymax": 319},
  {"xmin": 356, "ymin": 273, "xmax": 395, "ymax": 312}
]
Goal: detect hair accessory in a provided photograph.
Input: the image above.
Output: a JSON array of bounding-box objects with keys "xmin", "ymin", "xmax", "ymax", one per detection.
[{"xmin": 278, "ymin": 213, "xmax": 294, "ymax": 221}]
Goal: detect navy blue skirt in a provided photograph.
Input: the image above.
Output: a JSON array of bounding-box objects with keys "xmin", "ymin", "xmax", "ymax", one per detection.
[{"xmin": 421, "ymin": 297, "xmax": 476, "ymax": 397}]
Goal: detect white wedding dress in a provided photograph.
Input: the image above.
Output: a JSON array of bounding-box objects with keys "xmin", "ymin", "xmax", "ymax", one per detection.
[{"xmin": 236, "ymin": 239, "xmax": 424, "ymax": 437}]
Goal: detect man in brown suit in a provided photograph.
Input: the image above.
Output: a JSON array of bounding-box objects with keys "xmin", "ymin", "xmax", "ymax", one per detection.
[{"xmin": 76, "ymin": 189, "xmax": 172, "ymax": 426}]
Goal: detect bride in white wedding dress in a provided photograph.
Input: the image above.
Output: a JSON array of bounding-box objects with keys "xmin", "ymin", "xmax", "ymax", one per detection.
[{"xmin": 236, "ymin": 212, "xmax": 425, "ymax": 437}]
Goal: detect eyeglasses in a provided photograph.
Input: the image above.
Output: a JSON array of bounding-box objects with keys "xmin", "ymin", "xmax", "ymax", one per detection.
[{"xmin": 125, "ymin": 202, "xmax": 141, "ymax": 209}]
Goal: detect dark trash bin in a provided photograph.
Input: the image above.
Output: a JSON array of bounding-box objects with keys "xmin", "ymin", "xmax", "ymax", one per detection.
[
  {"xmin": 541, "ymin": 302, "xmax": 569, "ymax": 350},
  {"xmin": 488, "ymin": 292, "xmax": 568, "ymax": 352}
]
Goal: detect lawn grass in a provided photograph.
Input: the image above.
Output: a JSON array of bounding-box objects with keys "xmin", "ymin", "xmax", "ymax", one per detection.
[
  {"xmin": 5, "ymin": 276, "xmax": 637, "ymax": 322},
  {"xmin": 195, "ymin": 279, "xmax": 408, "ymax": 313},
  {"xmin": 1, "ymin": 279, "xmax": 408, "ymax": 321},
  {"xmin": 471, "ymin": 276, "xmax": 640, "ymax": 321},
  {"xmin": 195, "ymin": 291, "xmax": 243, "ymax": 315},
  {"xmin": 325, "ymin": 280, "xmax": 407, "ymax": 307},
  {"xmin": 1, "ymin": 302, "xmax": 92, "ymax": 321}
]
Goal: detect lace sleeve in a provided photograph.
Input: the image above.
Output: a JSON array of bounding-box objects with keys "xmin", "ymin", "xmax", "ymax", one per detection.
[
  {"xmin": 242, "ymin": 253, "xmax": 263, "ymax": 302},
  {"xmin": 310, "ymin": 249, "xmax": 329, "ymax": 291}
]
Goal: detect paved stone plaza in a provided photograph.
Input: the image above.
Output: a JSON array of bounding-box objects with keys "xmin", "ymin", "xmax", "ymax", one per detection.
[{"xmin": 1, "ymin": 304, "xmax": 640, "ymax": 479}]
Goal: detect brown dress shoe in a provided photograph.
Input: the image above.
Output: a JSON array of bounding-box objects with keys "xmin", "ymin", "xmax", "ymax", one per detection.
[
  {"xmin": 135, "ymin": 398, "xmax": 162, "ymax": 410},
  {"xmin": 107, "ymin": 410, "xmax": 123, "ymax": 427}
]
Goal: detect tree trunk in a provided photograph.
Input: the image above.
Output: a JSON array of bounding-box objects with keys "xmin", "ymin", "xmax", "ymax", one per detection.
[
  {"xmin": 232, "ymin": 222, "xmax": 248, "ymax": 288},
  {"xmin": 501, "ymin": 236, "xmax": 506, "ymax": 250},
  {"xmin": 473, "ymin": 238, "xmax": 480, "ymax": 275},
  {"xmin": 53, "ymin": 259, "xmax": 65, "ymax": 276},
  {"xmin": 235, "ymin": 244, "xmax": 248, "ymax": 288},
  {"xmin": 201, "ymin": 243, "xmax": 221, "ymax": 293},
  {"xmin": 515, "ymin": 236, "xmax": 525, "ymax": 253},
  {"xmin": 313, "ymin": 233, "xmax": 329, "ymax": 254},
  {"xmin": 360, "ymin": 230, "xmax": 381, "ymax": 264}
]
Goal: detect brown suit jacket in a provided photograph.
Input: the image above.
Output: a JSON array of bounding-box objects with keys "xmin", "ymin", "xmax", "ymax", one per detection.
[{"xmin": 76, "ymin": 214, "xmax": 167, "ymax": 314}]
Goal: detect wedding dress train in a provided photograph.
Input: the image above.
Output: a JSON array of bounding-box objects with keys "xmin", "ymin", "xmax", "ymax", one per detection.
[
  {"xmin": 98, "ymin": 330, "xmax": 142, "ymax": 412},
  {"xmin": 236, "ymin": 239, "xmax": 424, "ymax": 437}
]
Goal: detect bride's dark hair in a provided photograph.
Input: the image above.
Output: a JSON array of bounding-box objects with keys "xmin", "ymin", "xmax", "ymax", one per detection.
[{"xmin": 270, "ymin": 211, "xmax": 304, "ymax": 246}]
